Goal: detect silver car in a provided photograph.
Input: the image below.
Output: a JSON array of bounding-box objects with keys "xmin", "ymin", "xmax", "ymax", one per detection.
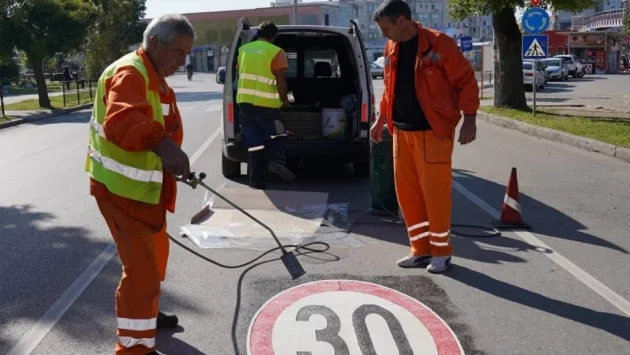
[
  {"xmin": 540, "ymin": 58, "xmax": 569, "ymax": 81},
  {"xmin": 370, "ymin": 62, "xmax": 384, "ymax": 79},
  {"xmin": 522, "ymin": 61, "xmax": 545, "ymax": 90}
]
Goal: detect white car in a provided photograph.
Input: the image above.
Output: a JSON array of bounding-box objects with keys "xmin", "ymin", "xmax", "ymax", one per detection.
[
  {"xmin": 540, "ymin": 58, "xmax": 569, "ymax": 81},
  {"xmin": 370, "ymin": 62, "xmax": 384, "ymax": 79},
  {"xmin": 554, "ymin": 54, "xmax": 585, "ymax": 78},
  {"xmin": 522, "ymin": 61, "xmax": 544, "ymax": 90}
]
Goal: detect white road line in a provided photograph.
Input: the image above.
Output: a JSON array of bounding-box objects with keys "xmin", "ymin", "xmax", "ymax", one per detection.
[
  {"xmin": 6, "ymin": 126, "xmax": 223, "ymax": 355},
  {"xmin": 452, "ymin": 180, "xmax": 630, "ymax": 317},
  {"xmin": 0, "ymin": 146, "xmax": 49, "ymax": 164}
]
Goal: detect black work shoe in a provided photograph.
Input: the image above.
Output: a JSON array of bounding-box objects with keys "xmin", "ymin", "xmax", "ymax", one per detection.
[{"xmin": 157, "ymin": 311, "xmax": 178, "ymax": 329}]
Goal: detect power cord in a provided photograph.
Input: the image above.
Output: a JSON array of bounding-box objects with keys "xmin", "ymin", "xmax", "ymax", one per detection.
[{"xmin": 170, "ymin": 171, "xmax": 500, "ymax": 273}]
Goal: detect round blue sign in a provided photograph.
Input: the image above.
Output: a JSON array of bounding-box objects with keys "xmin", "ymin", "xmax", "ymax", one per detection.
[{"xmin": 521, "ymin": 8, "xmax": 550, "ymax": 34}]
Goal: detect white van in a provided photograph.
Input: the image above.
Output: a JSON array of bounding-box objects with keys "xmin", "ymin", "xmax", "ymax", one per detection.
[{"xmin": 217, "ymin": 18, "xmax": 375, "ymax": 178}]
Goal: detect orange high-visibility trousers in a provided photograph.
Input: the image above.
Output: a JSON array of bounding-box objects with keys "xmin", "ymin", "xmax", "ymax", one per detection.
[
  {"xmin": 96, "ymin": 198, "xmax": 170, "ymax": 355},
  {"xmin": 393, "ymin": 127, "xmax": 454, "ymax": 257}
]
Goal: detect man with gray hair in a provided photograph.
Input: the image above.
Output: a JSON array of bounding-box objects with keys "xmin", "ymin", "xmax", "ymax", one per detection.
[{"xmin": 85, "ymin": 13, "xmax": 195, "ymax": 355}]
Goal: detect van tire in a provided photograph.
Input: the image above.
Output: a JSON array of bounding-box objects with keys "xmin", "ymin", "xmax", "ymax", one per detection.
[
  {"xmin": 353, "ymin": 160, "xmax": 370, "ymax": 178},
  {"xmin": 222, "ymin": 154, "xmax": 241, "ymax": 178}
]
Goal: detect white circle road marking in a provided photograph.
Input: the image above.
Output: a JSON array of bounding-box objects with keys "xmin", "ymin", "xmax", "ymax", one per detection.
[{"xmin": 247, "ymin": 280, "xmax": 464, "ymax": 355}]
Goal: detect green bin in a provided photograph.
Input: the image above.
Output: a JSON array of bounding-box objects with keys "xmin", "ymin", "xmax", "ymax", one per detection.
[{"xmin": 369, "ymin": 127, "xmax": 399, "ymax": 216}]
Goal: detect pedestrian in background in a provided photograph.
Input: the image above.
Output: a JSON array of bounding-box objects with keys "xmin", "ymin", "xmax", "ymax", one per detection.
[
  {"xmin": 371, "ymin": 0, "xmax": 479, "ymax": 273},
  {"xmin": 85, "ymin": 14, "xmax": 196, "ymax": 355}
]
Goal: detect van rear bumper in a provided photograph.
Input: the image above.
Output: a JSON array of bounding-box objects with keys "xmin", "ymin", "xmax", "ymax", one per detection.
[{"xmin": 223, "ymin": 139, "xmax": 370, "ymax": 163}]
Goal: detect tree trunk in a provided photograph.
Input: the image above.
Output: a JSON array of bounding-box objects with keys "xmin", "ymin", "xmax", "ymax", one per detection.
[
  {"xmin": 492, "ymin": 7, "xmax": 528, "ymax": 110},
  {"xmin": 30, "ymin": 58, "xmax": 51, "ymax": 108}
]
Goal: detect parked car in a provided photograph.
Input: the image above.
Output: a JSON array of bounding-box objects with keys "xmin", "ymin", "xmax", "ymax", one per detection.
[
  {"xmin": 370, "ymin": 62, "xmax": 384, "ymax": 79},
  {"xmin": 524, "ymin": 59, "xmax": 548, "ymax": 85},
  {"xmin": 522, "ymin": 61, "xmax": 545, "ymax": 90},
  {"xmin": 216, "ymin": 17, "xmax": 374, "ymax": 178},
  {"xmin": 540, "ymin": 58, "xmax": 569, "ymax": 81},
  {"xmin": 554, "ymin": 54, "xmax": 585, "ymax": 78}
]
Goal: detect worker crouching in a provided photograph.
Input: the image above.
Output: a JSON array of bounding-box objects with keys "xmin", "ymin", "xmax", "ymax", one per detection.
[
  {"xmin": 371, "ymin": 0, "xmax": 479, "ymax": 274},
  {"xmin": 85, "ymin": 14, "xmax": 196, "ymax": 355}
]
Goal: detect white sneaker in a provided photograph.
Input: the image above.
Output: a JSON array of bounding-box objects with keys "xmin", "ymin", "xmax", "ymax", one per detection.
[
  {"xmin": 397, "ymin": 254, "xmax": 432, "ymax": 268},
  {"xmin": 426, "ymin": 256, "xmax": 452, "ymax": 274}
]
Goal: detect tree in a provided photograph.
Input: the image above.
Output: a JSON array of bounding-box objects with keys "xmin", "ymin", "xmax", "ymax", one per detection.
[
  {"xmin": 84, "ymin": 0, "xmax": 147, "ymax": 79},
  {"xmin": 449, "ymin": 0, "xmax": 595, "ymax": 109},
  {"xmin": 10, "ymin": 0, "xmax": 97, "ymax": 107}
]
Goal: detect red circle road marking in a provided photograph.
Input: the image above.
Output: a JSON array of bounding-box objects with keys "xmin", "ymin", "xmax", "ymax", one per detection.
[{"xmin": 246, "ymin": 279, "xmax": 464, "ymax": 354}]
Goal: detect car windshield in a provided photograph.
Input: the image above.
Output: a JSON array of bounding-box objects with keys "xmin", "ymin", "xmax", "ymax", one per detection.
[
  {"xmin": 542, "ymin": 59, "xmax": 561, "ymax": 66},
  {"xmin": 523, "ymin": 63, "xmax": 533, "ymax": 70}
]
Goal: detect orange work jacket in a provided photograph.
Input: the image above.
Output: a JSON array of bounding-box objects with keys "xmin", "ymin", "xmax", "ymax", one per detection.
[
  {"xmin": 380, "ymin": 22, "xmax": 480, "ymax": 138},
  {"xmin": 90, "ymin": 48, "xmax": 184, "ymax": 229}
]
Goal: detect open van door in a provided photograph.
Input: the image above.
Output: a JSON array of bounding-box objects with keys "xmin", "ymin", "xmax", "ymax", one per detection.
[
  {"xmin": 222, "ymin": 17, "xmax": 251, "ymax": 142},
  {"xmin": 349, "ymin": 20, "xmax": 374, "ymax": 139}
]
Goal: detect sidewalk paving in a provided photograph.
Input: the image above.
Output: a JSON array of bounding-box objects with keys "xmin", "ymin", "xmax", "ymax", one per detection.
[{"xmin": 2, "ymin": 88, "xmax": 92, "ymax": 105}]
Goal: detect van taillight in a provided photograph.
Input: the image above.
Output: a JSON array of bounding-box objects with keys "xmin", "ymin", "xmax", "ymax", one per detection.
[
  {"xmin": 228, "ymin": 102, "xmax": 234, "ymax": 122},
  {"xmin": 361, "ymin": 103, "xmax": 367, "ymax": 123}
]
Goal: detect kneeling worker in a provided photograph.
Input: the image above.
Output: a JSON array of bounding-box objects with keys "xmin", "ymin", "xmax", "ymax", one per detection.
[
  {"xmin": 371, "ymin": 0, "xmax": 479, "ymax": 273},
  {"xmin": 85, "ymin": 14, "xmax": 195, "ymax": 355},
  {"xmin": 236, "ymin": 21, "xmax": 295, "ymax": 189}
]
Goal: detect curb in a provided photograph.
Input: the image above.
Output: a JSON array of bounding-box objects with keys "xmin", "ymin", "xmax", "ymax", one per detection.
[
  {"xmin": 477, "ymin": 111, "xmax": 630, "ymax": 163},
  {"xmin": 0, "ymin": 104, "xmax": 92, "ymax": 130}
]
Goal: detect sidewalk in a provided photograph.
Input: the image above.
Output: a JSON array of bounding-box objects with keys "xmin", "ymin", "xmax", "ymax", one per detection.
[{"xmin": 2, "ymin": 89, "xmax": 92, "ymax": 105}]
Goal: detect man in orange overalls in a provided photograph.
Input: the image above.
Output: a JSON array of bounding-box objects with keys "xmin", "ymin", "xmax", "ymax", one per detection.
[
  {"xmin": 86, "ymin": 14, "xmax": 195, "ymax": 355},
  {"xmin": 371, "ymin": 0, "xmax": 479, "ymax": 274}
]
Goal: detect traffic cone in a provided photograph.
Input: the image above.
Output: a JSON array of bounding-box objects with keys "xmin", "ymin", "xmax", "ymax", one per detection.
[{"xmin": 492, "ymin": 167, "xmax": 532, "ymax": 230}]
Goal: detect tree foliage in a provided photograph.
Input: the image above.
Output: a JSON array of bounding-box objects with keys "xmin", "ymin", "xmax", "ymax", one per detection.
[
  {"xmin": 7, "ymin": 0, "xmax": 97, "ymax": 107},
  {"xmin": 448, "ymin": 0, "xmax": 596, "ymax": 109},
  {"xmin": 84, "ymin": 0, "xmax": 147, "ymax": 79}
]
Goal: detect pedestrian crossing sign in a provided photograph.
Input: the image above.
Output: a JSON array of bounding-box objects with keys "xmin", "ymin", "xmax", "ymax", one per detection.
[{"xmin": 522, "ymin": 34, "xmax": 548, "ymax": 59}]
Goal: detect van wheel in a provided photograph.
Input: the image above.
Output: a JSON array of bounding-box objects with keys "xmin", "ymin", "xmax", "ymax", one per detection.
[
  {"xmin": 353, "ymin": 160, "xmax": 370, "ymax": 178},
  {"xmin": 222, "ymin": 154, "xmax": 241, "ymax": 178}
]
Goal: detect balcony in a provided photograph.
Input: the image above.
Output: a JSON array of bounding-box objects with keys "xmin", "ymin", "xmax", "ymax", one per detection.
[{"xmin": 571, "ymin": 8, "xmax": 626, "ymax": 31}]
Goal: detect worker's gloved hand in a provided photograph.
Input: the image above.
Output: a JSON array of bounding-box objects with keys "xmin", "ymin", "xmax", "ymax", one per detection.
[{"xmin": 153, "ymin": 137, "xmax": 191, "ymax": 179}]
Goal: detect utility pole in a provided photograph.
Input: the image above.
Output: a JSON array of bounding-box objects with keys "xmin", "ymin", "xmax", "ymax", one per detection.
[{"xmin": 294, "ymin": 0, "xmax": 298, "ymax": 25}]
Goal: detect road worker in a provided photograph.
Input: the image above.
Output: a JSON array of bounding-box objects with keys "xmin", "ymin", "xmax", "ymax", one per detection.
[
  {"xmin": 84, "ymin": 14, "xmax": 196, "ymax": 355},
  {"xmin": 236, "ymin": 21, "xmax": 295, "ymax": 189},
  {"xmin": 371, "ymin": 0, "xmax": 479, "ymax": 274}
]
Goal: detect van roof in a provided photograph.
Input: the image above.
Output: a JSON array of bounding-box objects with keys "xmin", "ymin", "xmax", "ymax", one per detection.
[{"xmin": 251, "ymin": 25, "xmax": 351, "ymax": 34}]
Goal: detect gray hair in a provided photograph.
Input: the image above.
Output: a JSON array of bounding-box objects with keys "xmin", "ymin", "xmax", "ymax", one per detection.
[{"xmin": 142, "ymin": 14, "xmax": 197, "ymax": 48}]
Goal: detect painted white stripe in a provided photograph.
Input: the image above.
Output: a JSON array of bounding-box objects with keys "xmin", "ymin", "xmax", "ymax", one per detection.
[
  {"xmin": 238, "ymin": 88, "xmax": 280, "ymax": 99},
  {"xmin": 408, "ymin": 221, "xmax": 429, "ymax": 232},
  {"xmin": 7, "ymin": 126, "xmax": 224, "ymax": 355},
  {"xmin": 240, "ymin": 73, "xmax": 276, "ymax": 85},
  {"xmin": 88, "ymin": 146, "xmax": 163, "ymax": 184},
  {"xmin": 409, "ymin": 231, "xmax": 430, "ymax": 241},
  {"xmin": 117, "ymin": 317, "xmax": 156, "ymax": 331},
  {"xmin": 504, "ymin": 194, "xmax": 522, "ymax": 213},
  {"xmin": 270, "ymin": 134, "xmax": 287, "ymax": 139},
  {"xmin": 161, "ymin": 103, "xmax": 170, "ymax": 115},
  {"xmin": 118, "ymin": 336, "xmax": 156, "ymax": 349},
  {"xmin": 452, "ymin": 180, "xmax": 630, "ymax": 317},
  {"xmin": 248, "ymin": 145, "xmax": 265, "ymax": 152},
  {"xmin": 430, "ymin": 230, "xmax": 450, "ymax": 238}
]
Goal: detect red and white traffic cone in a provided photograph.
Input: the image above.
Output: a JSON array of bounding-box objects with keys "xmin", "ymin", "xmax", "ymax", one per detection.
[{"xmin": 492, "ymin": 167, "xmax": 532, "ymax": 230}]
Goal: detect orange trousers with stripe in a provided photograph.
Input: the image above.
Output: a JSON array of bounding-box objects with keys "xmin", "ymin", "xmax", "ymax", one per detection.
[
  {"xmin": 96, "ymin": 198, "xmax": 169, "ymax": 355},
  {"xmin": 393, "ymin": 127, "xmax": 454, "ymax": 257}
]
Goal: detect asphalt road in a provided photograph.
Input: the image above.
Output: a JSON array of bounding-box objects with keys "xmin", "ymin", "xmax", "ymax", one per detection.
[
  {"xmin": 1, "ymin": 73, "xmax": 628, "ymax": 355},
  {"xmin": 480, "ymin": 73, "xmax": 630, "ymax": 111}
]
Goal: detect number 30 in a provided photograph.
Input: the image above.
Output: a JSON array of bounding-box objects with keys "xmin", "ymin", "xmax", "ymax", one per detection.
[{"xmin": 295, "ymin": 304, "xmax": 413, "ymax": 355}]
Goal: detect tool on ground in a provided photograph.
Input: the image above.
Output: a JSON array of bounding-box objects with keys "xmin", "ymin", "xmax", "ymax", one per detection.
[
  {"xmin": 174, "ymin": 171, "xmax": 321, "ymax": 280},
  {"xmin": 492, "ymin": 167, "xmax": 532, "ymax": 230}
]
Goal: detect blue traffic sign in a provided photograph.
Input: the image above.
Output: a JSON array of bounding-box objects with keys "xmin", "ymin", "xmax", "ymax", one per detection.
[
  {"xmin": 521, "ymin": 7, "xmax": 550, "ymax": 34},
  {"xmin": 460, "ymin": 36, "xmax": 473, "ymax": 52},
  {"xmin": 522, "ymin": 34, "xmax": 548, "ymax": 59}
]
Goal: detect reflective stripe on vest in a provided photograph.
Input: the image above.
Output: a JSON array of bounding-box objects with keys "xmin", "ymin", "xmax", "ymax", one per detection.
[
  {"xmin": 84, "ymin": 51, "xmax": 166, "ymax": 204},
  {"xmin": 236, "ymin": 41, "xmax": 283, "ymax": 108}
]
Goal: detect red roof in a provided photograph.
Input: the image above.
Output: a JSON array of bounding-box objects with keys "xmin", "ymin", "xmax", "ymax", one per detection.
[{"xmin": 543, "ymin": 30, "xmax": 568, "ymax": 48}]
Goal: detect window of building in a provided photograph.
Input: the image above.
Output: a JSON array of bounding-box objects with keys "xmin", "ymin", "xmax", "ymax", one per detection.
[{"xmin": 305, "ymin": 50, "xmax": 340, "ymax": 78}]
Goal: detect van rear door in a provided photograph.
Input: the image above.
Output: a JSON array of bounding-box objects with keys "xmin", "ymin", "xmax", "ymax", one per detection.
[
  {"xmin": 222, "ymin": 17, "xmax": 251, "ymax": 141},
  {"xmin": 350, "ymin": 20, "xmax": 374, "ymax": 139}
]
